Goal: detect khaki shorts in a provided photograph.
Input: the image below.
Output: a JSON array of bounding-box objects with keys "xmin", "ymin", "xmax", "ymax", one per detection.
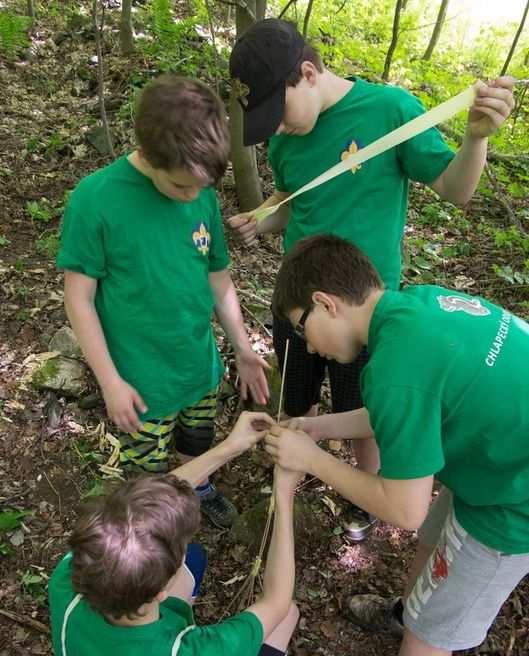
[{"xmin": 404, "ymin": 488, "xmax": 529, "ymax": 651}]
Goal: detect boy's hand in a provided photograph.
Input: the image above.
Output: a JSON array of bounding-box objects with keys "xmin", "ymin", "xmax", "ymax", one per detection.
[
  {"xmin": 467, "ymin": 77, "xmax": 515, "ymax": 139},
  {"xmin": 235, "ymin": 349, "xmax": 271, "ymax": 405},
  {"xmin": 274, "ymin": 464, "xmax": 304, "ymax": 496},
  {"xmin": 280, "ymin": 416, "xmax": 325, "ymax": 442},
  {"xmin": 265, "ymin": 425, "xmax": 320, "ymax": 474},
  {"xmin": 225, "ymin": 411, "xmax": 275, "ymax": 455},
  {"xmin": 227, "ymin": 212, "xmax": 257, "ymax": 246},
  {"xmin": 102, "ymin": 378, "xmax": 147, "ymax": 433}
]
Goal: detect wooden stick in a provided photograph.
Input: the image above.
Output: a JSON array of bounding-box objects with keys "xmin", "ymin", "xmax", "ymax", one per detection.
[
  {"xmin": 277, "ymin": 339, "xmax": 290, "ymax": 423},
  {"xmin": 0, "ymin": 608, "xmax": 50, "ymax": 635},
  {"xmin": 225, "ymin": 340, "xmax": 291, "ymax": 615}
]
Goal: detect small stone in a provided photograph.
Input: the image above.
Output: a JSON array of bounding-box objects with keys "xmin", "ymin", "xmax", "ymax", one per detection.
[
  {"xmin": 49, "ymin": 326, "xmax": 82, "ymax": 358},
  {"xmin": 32, "ymin": 356, "xmax": 88, "ymax": 398},
  {"xmin": 86, "ymin": 125, "xmax": 112, "ymax": 156},
  {"xmin": 230, "ymin": 496, "xmax": 325, "ymax": 553}
]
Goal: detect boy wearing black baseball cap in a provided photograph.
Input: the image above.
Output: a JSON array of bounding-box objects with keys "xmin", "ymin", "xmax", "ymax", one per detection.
[{"xmin": 228, "ymin": 18, "xmax": 514, "ymax": 542}]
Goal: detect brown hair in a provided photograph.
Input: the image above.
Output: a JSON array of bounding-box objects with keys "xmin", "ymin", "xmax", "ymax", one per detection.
[
  {"xmin": 272, "ymin": 234, "xmax": 383, "ymax": 319},
  {"xmin": 135, "ymin": 75, "xmax": 229, "ymax": 184},
  {"xmin": 70, "ymin": 474, "xmax": 200, "ymax": 620},
  {"xmin": 286, "ymin": 43, "xmax": 324, "ymax": 87}
]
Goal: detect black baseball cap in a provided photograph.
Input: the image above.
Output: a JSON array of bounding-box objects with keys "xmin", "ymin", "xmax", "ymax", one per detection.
[{"xmin": 229, "ymin": 19, "xmax": 305, "ymax": 146}]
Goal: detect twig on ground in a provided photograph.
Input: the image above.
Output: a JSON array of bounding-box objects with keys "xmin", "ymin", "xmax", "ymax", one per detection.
[
  {"xmin": 241, "ymin": 303, "xmax": 272, "ymax": 338},
  {"xmin": 0, "ymin": 609, "xmax": 50, "ymax": 635},
  {"xmin": 484, "ymin": 163, "xmax": 523, "ymax": 231}
]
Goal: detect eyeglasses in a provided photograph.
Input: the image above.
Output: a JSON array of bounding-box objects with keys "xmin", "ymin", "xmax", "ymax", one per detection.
[{"xmin": 293, "ymin": 305, "xmax": 313, "ymax": 340}]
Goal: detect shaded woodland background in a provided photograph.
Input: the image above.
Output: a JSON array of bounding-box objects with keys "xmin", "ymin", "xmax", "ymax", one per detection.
[{"xmin": 0, "ymin": 0, "xmax": 528, "ymax": 653}]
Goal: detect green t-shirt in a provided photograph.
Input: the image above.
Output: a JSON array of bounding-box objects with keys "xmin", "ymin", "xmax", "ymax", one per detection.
[
  {"xmin": 49, "ymin": 553, "xmax": 264, "ymax": 656},
  {"xmin": 268, "ymin": 78, "xmax": 455, "ymax": 289},
  {"xmin": 57, "ymin": 156, "xmax": 229, "ymax": 419},
  {"xmin": 362, "ymin": 286, "xmax": 529, "ymax": 553}
]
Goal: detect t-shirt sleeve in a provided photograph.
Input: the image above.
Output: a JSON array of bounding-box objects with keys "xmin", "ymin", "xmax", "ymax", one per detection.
[
  {"xmin": 366, "ymin": 385, "xmax": 445, "ymax": 479},
  {"xmin": 56, "ymin": 181, "xmax": 107, "ymax": 279},
  {"xmin": 267, "ymin": 138, "xmax": 287, "ymax": 192},
  {"xmin": 180, "ymin": 610, "xmax": 263, "ymax": 656},
  {"xmin": 394, "ymin": 90, "xmax": 455, "ymax": 184},
  {"xmin": 207, "ymin": 190, "xmax": 230, "ymax": 272}
]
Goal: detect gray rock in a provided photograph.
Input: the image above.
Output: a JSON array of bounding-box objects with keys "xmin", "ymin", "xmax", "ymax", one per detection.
[
  {"xmin": 86, "ymin": 125, "xmax": 113, "ymax": 156},
  {"xmin": 230, "ymin": 496, "xmax": 326, "ymax": 554},
  {"xmin": 49, "ymin": 326, "xmax": 82, "ymax": 358},
  {"xmin": 32, "ymin": 356, "xmax": 88, "ymax": 398}
]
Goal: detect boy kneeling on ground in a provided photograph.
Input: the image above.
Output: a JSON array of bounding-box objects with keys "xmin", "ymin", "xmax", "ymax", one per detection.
[{"xmin": 50, "ymin": 412, "xmax": 300, "ymax": 656}]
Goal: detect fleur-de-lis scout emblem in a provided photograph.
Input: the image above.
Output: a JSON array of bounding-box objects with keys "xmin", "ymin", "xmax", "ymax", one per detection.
[
  {"xmin": 192, "ymin": 222, "xmax": 211, "ymax": 256},
  {"xmin": 232, "ymin": 77, "xmax": 250, "ymax": 107}
]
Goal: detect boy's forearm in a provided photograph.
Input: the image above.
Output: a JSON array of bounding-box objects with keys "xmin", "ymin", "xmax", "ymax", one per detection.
[
  {"xmin": 318, "ymin": 408, "xmax": 374, "ymax": 440},
  {"xmin": 210, "ymin": 270, "xmax": 252, "ymax": 353},
  {"xmin": 430, "ymin": 132, "xmax": 487, "ymax": 206},
  {"xmin": 261, "ymin": 491, "xmax": 295, "ymax": 614},
  {"xmin": 65, "ymin": 295, "xmax": 121, "ymax": 390},
  {"xmin": 169, "ymin": 441, "xmax": 234, "ymax": 487},
  {"xmin": 309, "ymin": 449, "xmax": 431, "ymax": 530}
]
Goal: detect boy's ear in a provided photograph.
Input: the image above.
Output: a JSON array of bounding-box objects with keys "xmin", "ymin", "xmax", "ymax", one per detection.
[
  {"xmin": 300, "ymin": 61, "xmax": 319, "ymax": 86},
  {"xmin": 155, "ymin": 590, "xmax": 169, "ymax": 604},
  {"xmin": 312, "ymin": 291, "xmax": 338, "ymax": 317}
]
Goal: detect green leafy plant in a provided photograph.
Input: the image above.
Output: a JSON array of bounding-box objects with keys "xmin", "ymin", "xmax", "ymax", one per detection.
[
  {"xmin": 0, "ymin": 10, "xmax": 30, "ymax": 59},
  {"xmin": 0, "ymin": 509, "xmax": 31, "ymax": 558},
  {"xmin": 21, "ymin": 569, "xmax": 47, "ymax": 606},
  {"xmin": 36, "ymin": 231, "xmax": 61, "ymax": 258},
  {"xmin": 26, "ymin": 199, "xmax": 53, "ymax": 224},
  {"xmin": 0, "ymin": 235, "xmax": 10, "ymax": 247}
]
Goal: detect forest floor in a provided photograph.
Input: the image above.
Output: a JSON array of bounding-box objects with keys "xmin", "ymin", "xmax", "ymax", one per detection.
[{"xmin": 1, "ymin": 6, "xmax": 528, "ymax": 656}]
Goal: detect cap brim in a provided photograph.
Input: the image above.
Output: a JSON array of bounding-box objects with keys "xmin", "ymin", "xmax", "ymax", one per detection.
[{"xmin": 242, "ymin": 83, "xmax": 285, "ymax": 147}]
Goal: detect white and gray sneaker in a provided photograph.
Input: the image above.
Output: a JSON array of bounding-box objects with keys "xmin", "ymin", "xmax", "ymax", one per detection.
[{"xmin": 343, "ymin": 504, "xmax": 378, "ymax": 542}]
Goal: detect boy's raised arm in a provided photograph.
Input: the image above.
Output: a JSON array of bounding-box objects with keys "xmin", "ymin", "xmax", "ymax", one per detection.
[
  {"xmin": 64, "ymin": 270, "xmax": 146, "ymax": 432},
  {"xmin": 246, "ymin": 465, "xmax": 300, "ymax": 640},
  {"xmin": 169, "ymin": 411, "xmax": 274, "ymax": 488}
]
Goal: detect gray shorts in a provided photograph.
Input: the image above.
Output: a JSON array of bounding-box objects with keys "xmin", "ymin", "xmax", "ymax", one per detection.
[{"xmin": 404, "ymin": 488, "xmax": 529, "ymax": 651}]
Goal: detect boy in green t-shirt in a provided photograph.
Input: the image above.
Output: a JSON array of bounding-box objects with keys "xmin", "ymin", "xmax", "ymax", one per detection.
[
  {"xmin": 49, "ymin": 411, "xmax": 301, "ymax": 656},
  {"xmin": 57, "ymin": 75, "xmax": 271, "ymax": 528},
  {"xmin": 228, "ymin": 19, "xmax": 514, "ymax": 541},
  {"xmin": 265, "ymin": 234, "xmax": 529, "ymax": 656}
]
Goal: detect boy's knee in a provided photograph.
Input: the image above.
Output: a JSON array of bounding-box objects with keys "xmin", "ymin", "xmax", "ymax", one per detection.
[{"xmin": 175, "ymin": 423, "xmax": 215, "ymax": 457}]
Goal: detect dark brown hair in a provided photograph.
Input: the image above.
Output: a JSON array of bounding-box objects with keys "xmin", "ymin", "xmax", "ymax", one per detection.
[
  {"xmin": 272, "ymin": 234, "xmax": 383, "ymax": 319},
  {"xmin": 286, "ymin": 44, "xmax": 324, "ymax": 87},
  {"xmin": 135, "ymin": 75, "xmax": 229, "ymax": 184},
  {"xmin": 70, "ymin": 475, "xmax": 200, "ymax": 620}
]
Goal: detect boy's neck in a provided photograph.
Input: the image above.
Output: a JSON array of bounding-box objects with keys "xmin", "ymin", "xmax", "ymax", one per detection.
[
  {"xmin": 128, "ymin": 150, "xmax": 151, "ymax": 179},
  {"xmin": 109, "ymin": 600, "xmax": 160, "ymax": 627},
  {"xmin": 319, "ymin": 70, "xmax": 354, "ymax": 113}
]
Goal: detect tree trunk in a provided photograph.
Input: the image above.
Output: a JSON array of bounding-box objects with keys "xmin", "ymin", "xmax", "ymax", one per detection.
[
  {"xmin": 383, "ymin": 0, "xmax": 405, "ymax": 81},
  {"xmin": 26, "ymin": 0, "xmax": 35, "ymax": 20},
  {"xmin": 500, "ymin": 0, "xmax": 529, "ymax": 76},
  {"xmin": 92, "ymin": 0, "xmax": 115, "ymax": 159},
  {"xmin": 256, "ymin": 0, "xmax": 266, "ymax": 21},
  {"xmin": 120, "ymin": 0, "xmax": 134, "ymax": 56},
  {"xmin": 229, "ymin": 0, "xmax": 264, "ymax": 211},
  {"xmin": 422, "ymin": 0, "xmax": 449, "ymax": 61},
  {"xmin": 302, "ymin": 0, "xmax": 315, "ymax": 38}
]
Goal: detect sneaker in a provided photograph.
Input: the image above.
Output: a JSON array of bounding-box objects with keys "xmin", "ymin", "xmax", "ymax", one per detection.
[
  {"xmin": 200, "ymin": 484, "xmax": 238, "ymax": 529},
  {"xmin": 343, "ymin": 505, "xmax": 378, "ymax": 542},
  {"xmin": 344, "ymin": 594, "xmax": 403, "ymax": 637}
]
